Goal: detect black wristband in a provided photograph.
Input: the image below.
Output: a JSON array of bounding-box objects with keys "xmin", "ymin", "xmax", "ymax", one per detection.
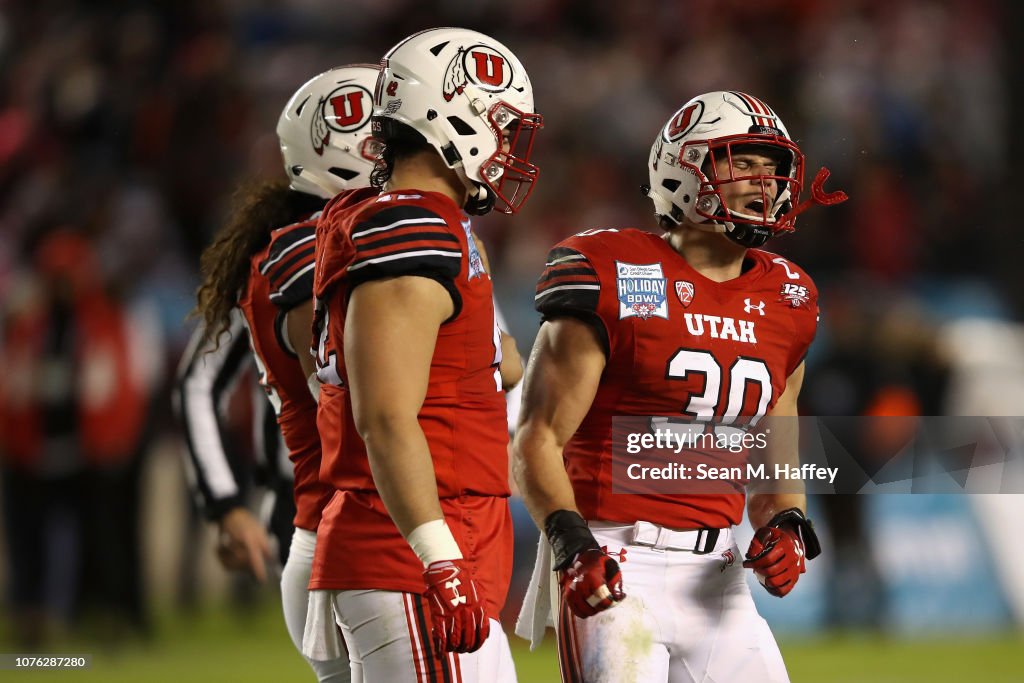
[
  {"xmin": 767, "ymin": 507, "xmax": 822, "ymax": 560},
  {"xmin": 544, "ymin": 509, "xmax": 601, "ymax": 571}
]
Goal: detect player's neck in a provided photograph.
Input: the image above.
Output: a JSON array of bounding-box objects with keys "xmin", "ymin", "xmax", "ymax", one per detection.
[
  {"xmin": 386, "ymin": 152, "xmax": 467, "ymax": 209},
  {"xmin": 662, "ymin": 225, "xmax": 747, "ymax": 283}
]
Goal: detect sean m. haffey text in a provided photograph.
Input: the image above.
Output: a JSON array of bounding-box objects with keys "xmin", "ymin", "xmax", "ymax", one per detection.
[{"xmin": 623, "ymin": 427, "xmax": 839, "ymax": 484}]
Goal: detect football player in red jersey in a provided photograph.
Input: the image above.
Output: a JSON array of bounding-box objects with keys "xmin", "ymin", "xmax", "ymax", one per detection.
[
  {"xmin": 190, "ymin": 65, "xmax": 381, "ymax": 683},
  {"xmin": 513, "ymin": 91, "xmax": 846, "ymax": 682},
  {"xmin": 302, "ymin": 27, "xmax": 541, "ymax": 683}
]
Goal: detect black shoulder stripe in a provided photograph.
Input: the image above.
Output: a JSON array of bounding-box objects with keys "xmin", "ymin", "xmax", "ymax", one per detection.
[
  {"xmin": 544, "ymin": 246, "xmax": 590, "ymax": 267},
  {"xmin": 266, "ymin": 244, "xmax": 315, "ymax": 288},
  {"xmin": 269, "ymin": 263, "xmax": 315, "ymax": 310},
  {"xmin": 351, "ymin": 204, "xmax": 449, "ymax": 242},
  {"xmin": 260, "ymin": 226, "xmax": 316, "ymax": 275}
]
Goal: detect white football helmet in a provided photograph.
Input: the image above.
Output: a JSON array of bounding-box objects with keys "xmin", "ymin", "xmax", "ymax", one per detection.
[
  {"xmin": 277, "ymin": 64, "xmax": 381, "ymax": 199},
  {"xmin": 374, "ymin": 27, "xmax": 542, "ymax": 214},
  {"xmin": 646, "ymin": 91, "xmax": 806, "ymax": 248}
]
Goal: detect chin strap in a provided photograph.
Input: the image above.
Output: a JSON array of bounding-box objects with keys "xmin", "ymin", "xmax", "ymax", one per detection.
[
  {"xmin": 775, "ymin": 167, "xmax": 848, "ymax": 234},
  {"xmin": 463, "ymin": 183, "xmax": 495, "ymax": 216}
]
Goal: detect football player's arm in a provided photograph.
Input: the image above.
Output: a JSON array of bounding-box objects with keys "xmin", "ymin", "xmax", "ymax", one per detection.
[
  {"xmin": 743, "ymin": 362, "xmax": 821, "ymax": 596},
  {"xmin": 285, "ymin": 299, "xmax": 317, "ymax": 386},
  {"xmin": 747, "ymin": 362, "xmax": 806, "ymax": 527},
  {"xmin": 512, "ymin": 317, "xmax": 603, "ymax": 525},
  {"xmin": 344, "ymin": 275, "xmax": 451, "ymax": 540},
  {"xmin": 512, "ymin": 317, "xmax": 625, "ymax": 617},
  {"xmin": 346, "ymin": 273, "xmax": 491, "ymax": 653}
]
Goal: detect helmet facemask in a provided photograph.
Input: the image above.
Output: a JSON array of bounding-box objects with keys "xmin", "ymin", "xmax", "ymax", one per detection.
[
  {"xmin": 695, "ymin": 136, "xmax": 805, "ymax": 247},
  {"xmin": 478, "ymin": 102, "xmax": 542, "ymax": 214}
]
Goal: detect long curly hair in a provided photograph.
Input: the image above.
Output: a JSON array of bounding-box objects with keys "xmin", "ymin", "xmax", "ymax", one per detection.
[{"xmin": 193, "ymin": 180, "xmax": 326, "ymax": 349}]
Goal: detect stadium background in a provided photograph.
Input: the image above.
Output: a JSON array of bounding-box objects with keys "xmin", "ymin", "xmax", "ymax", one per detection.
[{"xmin": 1, "ymin": 0, "xmax": 1022, "ymax": 680}]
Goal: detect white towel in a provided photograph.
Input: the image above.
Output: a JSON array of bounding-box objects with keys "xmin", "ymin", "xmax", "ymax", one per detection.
[
  {"xmin": 514, "ymin": 533, "xmax": 557, "ymax": 650},
  {"xmin": 302, "ymin": 589, "xmax": 345, "ymax": 661}
]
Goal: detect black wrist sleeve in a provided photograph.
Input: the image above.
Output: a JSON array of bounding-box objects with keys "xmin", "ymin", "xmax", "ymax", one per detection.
[
  {"xmin": 544, "ymin": 509, "xmax": 601, "ymax": 571},
  {"xmin": 767, "ymin": 507, "xmax": 822, "ymax": 560}
]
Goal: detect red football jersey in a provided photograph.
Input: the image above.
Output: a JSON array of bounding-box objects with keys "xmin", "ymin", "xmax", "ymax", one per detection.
[
  {"xmin": 237, "ymin": 217, "xmax": 332, "ymax": 531},
  {"xmin": 309, "ymin": 187, "xmax": 511, "ymax": 617},
  {"xmin": 535, "ymin": 228, "xmax": 818, "ymax": 529}
]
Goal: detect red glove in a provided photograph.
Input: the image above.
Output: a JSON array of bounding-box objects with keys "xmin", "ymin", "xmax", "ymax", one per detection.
[
  {"xmin": 561, "ymin": 547, "xmax": 626, "ymax": 618},
  {"xmin": 422, "ymin": 559, "xmax": 489, "ymax": 654},
  {"xmin": 743, "ymin": 526, "xmax": 806, "ymax": 597}
]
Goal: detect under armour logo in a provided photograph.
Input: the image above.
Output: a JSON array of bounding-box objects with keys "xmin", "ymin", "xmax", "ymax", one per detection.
[
  {"xmin": 721, "ymin": 549, "xmax": 735, "ymax": 572},
  {"xmin": 744, "ymin": 298, "xmax": 766, "ymax": 316},
  {"xmin": 445, "ymin": 578, "xmax": 467, "ymax": 607}
]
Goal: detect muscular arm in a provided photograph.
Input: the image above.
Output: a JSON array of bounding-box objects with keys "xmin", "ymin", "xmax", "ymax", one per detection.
[
  {"xmin": 512, "ymin": 317, "xmax": 606, "ymax": 528},
  {"xmin": 747, "ymin": 362, "xmax": 806, "ymax": 528},
  {"xmin": 344, "ymin": 275, "xmax": 453, "ymax": 538}
]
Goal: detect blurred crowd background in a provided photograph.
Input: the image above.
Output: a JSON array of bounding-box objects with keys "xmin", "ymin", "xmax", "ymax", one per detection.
[{"xmin": 1, "ymin": 0, "xmax": 1022, "ymax": 673}]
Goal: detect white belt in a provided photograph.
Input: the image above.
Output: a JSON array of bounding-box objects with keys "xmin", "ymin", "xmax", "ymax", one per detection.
[{"xmin": 590, "ymin": 520, "xmax": 731, "ymax": 554}]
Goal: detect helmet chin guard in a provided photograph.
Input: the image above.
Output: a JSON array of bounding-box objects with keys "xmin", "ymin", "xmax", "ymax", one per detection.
[{"xmin": 463, "ymin": 184, "xmax": 495, "ymax": 216}]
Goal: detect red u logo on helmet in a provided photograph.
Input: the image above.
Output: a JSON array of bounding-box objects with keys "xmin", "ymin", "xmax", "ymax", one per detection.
[
  {"xmin": 470, "ymin": 52, "xmax": 506, "ymax": 86},
  {"xmin": 666, "ymin": 102, "xmax": 704, "ymax": 141},
  {"xmin": 329, "ymin": 91, "xmax": 366, "ymax": 129}
]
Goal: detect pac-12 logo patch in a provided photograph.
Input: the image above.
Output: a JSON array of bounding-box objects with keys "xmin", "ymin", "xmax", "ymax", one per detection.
[
  {"xmin": 674, "ymin": 280, "xmax": 694, "ymax": 308},
  {"xmin": 616, "ymin": 262, "xmax": 668, "ymax": 320}
]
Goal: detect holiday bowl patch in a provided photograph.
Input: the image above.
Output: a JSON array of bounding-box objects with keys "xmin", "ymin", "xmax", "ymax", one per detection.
[{"xmin": 616, "ymin": 261, "xmax": 668, "ymax": 320}]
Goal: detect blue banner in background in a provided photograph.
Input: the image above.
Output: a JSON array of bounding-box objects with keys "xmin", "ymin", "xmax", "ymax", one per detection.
[{"xmin": 748, "ymin": 495, "xmax": 1013, "ymax": 634}]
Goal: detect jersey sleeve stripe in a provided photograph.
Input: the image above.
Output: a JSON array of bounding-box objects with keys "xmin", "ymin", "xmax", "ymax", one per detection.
[
  {"xmin": 259, "ymin": 232, "xmax": 315, "ymax": 275},
  {"xmin": 535, "ymin": 283, "xmax": 601, "ymax": 301},
  {"xmin": 546, "ymin": 253, "xmax": 587, "ymax": 266},
  {"xmin": 347, "ymin": 248, "xmax": 461, "ymax": 272},
  {"xmin": 351, "ymin": 215, "xmax": 448, "ymax": 240},
  {"xmin": 265, "ymin": 244, "xmax": 316, "ymax": 289},
  {"xmin": 357, "ymin": 229, "xmax": 460, "ymax": 252},
  {"xmin": 538, "ymin": 264, "xmax": 599, "ymax": 283},
  {"xmin": 357, "ymin": 239, "xmax": 462, "ymax": 262},
  {"xmin": 544, "ymin": 246, "xmax": 590, "ymax": 265},
  {"xmin": 269, "ymin": 262, "xmax": 315, "ymax": 299}
]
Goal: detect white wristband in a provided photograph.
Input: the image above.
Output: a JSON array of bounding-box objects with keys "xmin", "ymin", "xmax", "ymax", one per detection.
[{"xmin": 407, "ymin": 519, "xmax": 463, "ymax": 568}]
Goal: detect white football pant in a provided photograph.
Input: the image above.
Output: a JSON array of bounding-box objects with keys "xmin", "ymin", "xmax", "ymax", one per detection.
[
  {"xmin": 281, "ymin": 527, "xmax": 351, "ymax": 682},
  {"xmin": 333, "ymin": 589, "xmax": 516, "ymax": 683},
  {"xmin": 555, "ymin": 523, "xmax": 790, "ymax": 683}
]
